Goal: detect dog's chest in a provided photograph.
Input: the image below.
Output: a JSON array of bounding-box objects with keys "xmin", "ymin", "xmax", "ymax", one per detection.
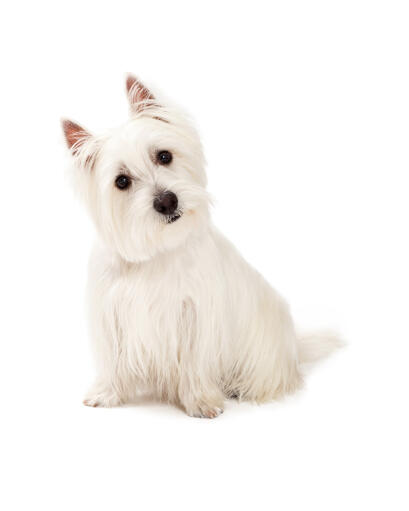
[{"xmin": 102, "ymin": 249, "xmax": 200, "ymax": 346}]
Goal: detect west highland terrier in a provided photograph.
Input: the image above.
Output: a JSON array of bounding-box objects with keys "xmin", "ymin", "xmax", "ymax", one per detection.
[{"xmin": 62, "ymin": 75, "xmax": 340, "ymax": 418}]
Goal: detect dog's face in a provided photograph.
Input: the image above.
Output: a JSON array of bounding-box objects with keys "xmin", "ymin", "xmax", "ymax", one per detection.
[{"xmin": 63, "ymin": 76, "xmax": 209, "ymax": 262}]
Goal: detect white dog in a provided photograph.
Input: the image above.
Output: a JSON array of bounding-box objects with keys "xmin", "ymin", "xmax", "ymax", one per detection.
[{"xmin": 62, "ymin": 75, "xmax": 340, "ymax": 418}]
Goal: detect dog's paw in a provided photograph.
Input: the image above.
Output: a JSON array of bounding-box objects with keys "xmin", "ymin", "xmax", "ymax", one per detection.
[
  {"xmin": 83, "ymin": 385, "xmax": 122, "ymax": 408},
  {"xmin": 187, "ymin": 405, "xmax": 224, "ymax": 419}
]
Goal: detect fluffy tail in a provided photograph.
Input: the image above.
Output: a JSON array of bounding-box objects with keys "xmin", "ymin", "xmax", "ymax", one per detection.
[{"xmin": 298, "ymin": 331, "xmax": 344, "ymax": 364}]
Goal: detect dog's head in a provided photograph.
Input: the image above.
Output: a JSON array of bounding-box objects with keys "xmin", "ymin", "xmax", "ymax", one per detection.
[{"xmin": 62, "ymin": 75, "xmax": 209, "ymax": 262}]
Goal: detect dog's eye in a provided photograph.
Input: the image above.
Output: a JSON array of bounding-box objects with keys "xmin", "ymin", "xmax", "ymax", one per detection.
[
  {"xmin": 157, "ymin": 150, "xmax": 172, "ymax": 165},
  {"xmin": 115, "ymin": 174, "xmax": 131, "ymax": 190}
]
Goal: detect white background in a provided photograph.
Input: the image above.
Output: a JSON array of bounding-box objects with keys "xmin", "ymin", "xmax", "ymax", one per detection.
[{"xmin": 1, "ymin": 1, "xmax": 408, "ymax": 510}]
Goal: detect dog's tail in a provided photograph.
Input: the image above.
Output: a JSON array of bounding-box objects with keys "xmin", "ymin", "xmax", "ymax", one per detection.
[{"xmin": 297, "ymin": 331, "xmax": 344, "ymax": 364}]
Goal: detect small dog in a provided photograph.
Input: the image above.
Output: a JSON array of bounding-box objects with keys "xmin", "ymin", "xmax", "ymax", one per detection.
[{"xmin": 62, "ymin": 75, "xmax": 340, "ymax": 418}]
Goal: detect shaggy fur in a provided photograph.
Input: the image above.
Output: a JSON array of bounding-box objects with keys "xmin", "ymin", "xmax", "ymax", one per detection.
[{"xmin": 62, "ymin": 75, "xmax": 340, "ymax": 418}]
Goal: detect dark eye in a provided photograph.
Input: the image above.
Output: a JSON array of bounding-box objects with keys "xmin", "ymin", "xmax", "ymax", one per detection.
[
  {"xmin": 115, "ymin": 174, "xmax": 131, "ymax": 190},
  {"xmin": 157, "ymin": 150, "xmax": 172, "ymax": 165}
]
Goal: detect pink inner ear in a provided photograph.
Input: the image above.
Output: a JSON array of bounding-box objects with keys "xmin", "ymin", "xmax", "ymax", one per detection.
[
  {"xmin": 126, "ymin": 75, "xmax": 155, "ymax": 110},
  {"xmin": 62, "ymin": 120, "xmax": 91, "ymax": 154}
]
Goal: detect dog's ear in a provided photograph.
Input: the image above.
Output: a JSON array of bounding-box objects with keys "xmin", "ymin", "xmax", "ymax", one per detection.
[
  {"xmin": 126, "ymin": 74, "xmax": 155, "ymax": 113},
  {"xmin": 62, "ymin": 119, "xmax": 97, "ymax": 168},
  {"xmin": 62, "ymin": 119, "xmax": 92, "ymax": 155}
]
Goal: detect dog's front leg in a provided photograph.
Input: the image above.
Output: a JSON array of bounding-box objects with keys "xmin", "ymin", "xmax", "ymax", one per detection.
[
  {"xmin": 83, "ymin": 319, "xmax": 127, "ymax": 408},
  {"xmin": 176, "ymin": 301, "xmax": 225, "ymax": 418},
  {"xmin": 83, "ymin": 267, "xmax": 130, "ymax": 408},
  {"xmin": 83, "ymin": 377, "xmax": 124, "ymax": 408},
  {"xmin": 178, "ymin": 369, "xmax": 225, "ymax": 418},
  {"xmin": 176, "ymin": 304, "xmax": 225, "ymax": 418}
]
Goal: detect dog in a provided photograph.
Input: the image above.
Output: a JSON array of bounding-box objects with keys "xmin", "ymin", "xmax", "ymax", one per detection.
[{"xmin": 62, "ymin": 74, "xmax": 340, "ymax": 418}]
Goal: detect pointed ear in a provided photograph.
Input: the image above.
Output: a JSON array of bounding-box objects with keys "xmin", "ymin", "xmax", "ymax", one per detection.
[
  {"xmin": 61, "ymin": 119, "xmax": 92, "ymax": 155},
  {"xmin": 126, "ymin": 74, "xmax": 155, "ymax": 112}
]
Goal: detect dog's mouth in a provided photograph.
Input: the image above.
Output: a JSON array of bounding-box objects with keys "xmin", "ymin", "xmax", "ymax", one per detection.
[{"xmin": 167, "ymin": 213, "xmax": 182, "ymax": 224}]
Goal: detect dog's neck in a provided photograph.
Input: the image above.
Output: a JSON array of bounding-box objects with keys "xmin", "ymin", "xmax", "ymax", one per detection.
[{"xmin": 102, "ymin": 222, "xmax": 214, "ymax": 272}]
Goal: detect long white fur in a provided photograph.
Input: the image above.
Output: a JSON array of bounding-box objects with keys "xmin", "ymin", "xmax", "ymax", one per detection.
[{"xmin": 64, "ymin": 76, "xmax": 340, "ymax": 418}]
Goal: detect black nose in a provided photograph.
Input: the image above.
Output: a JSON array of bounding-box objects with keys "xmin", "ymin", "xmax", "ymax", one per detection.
[{"xmin": 153, "ymin": 191, "xmax": 178, "ymax": 216}]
